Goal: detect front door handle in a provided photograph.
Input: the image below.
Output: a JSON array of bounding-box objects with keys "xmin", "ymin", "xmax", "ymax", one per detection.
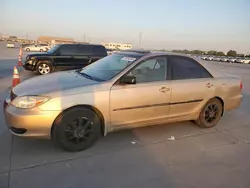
[{"xmin": 159, "ymin": 86, "xmax": 170, "ymax": 93}]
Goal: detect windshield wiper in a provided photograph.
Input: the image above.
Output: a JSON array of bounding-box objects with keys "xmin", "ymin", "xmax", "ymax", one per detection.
[
  {"xmin": 75, "ymin": 69, "xmax": 105, "ymax": 82},
  {"xmin": 79, "ymin": 72, "xmax": 93, "ymax": 80}
]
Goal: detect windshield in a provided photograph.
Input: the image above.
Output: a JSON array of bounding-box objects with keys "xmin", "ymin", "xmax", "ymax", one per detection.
[
  {"xmin": 47, "ymin": 45, "xmax": 61, "ymax": 54},
  {"xmin": 79, "ymin": 53, "xmax": 139, "ymax": 81}
]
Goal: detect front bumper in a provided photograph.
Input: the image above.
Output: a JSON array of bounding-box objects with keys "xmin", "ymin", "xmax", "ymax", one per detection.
[
  {"xmin": 23, "ymin": 60, "xmax": 36, "ymax": 71},
  {"xmin": 4, "ymin": 103, "xmax": 61, "ymax": 139}
]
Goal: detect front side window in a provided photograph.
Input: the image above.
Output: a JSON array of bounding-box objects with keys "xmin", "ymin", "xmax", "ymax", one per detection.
[
  {"xmin": 126, "ymin": 56, "xmax": 167, "ymax": 83},
  {"xmin": 79, "ymin": 54, "xmax": 140, "ymax": 81},
  {"xmin": 47, "ymin": 45, "xmax": 61, "ymax": 54},
  {"xmin": 170, "ymin": 56, "xmax": 212, "ymax": 80}
]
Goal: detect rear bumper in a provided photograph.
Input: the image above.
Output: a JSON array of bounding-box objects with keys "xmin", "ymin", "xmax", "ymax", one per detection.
[{"xmin": 224, "ymin": 94, "xmax": 243, "ymax": 111}]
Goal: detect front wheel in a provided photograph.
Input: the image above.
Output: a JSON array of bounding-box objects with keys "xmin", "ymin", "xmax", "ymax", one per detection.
[
  {"xmin": 37, "ymin": 62, "xmax": 52, "ymax": 75},
  {"xmin": 52, "ymin": 107, "xmax": 101, "ymax": 152},
  {"xmin": 195, "ymin": 98, "xmax": 223, "ymax": 128},
  {"xmin": 25, "ymin": 48, "xmax": 30, "ymax": 52}
]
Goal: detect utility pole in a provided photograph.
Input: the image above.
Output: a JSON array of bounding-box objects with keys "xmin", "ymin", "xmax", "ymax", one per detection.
[
  {"xmin": 83, "ymin": 34, "xmax": 86, "ymax": 42},
  {"xmin": 139, "ymin": 32, "xmax": 142, "ymax": 49}
]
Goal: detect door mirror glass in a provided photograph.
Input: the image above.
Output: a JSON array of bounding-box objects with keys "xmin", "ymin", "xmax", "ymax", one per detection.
[{"xmin": 120, "ymin": 75, "xmax": 136, "ymax": 84}]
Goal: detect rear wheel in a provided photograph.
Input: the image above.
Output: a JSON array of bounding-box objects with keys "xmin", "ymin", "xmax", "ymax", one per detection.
[
  {"xmin": 40, "ymin": 49, "xmax": 44, "ymax": 52},
  {"xmin": 37, "ymin": 62, "xmax": 52, "ymax": 75},
  {"xmin": 195, "ymin": 98, "xmax": 223, "ymax": 128},
  {"xmin": 52, "ymin": 107, "xmax": 101, "ymax": 152}
]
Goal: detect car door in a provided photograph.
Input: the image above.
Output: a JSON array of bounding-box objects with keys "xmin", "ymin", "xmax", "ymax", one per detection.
[
  {"xmin": 30, "ymin": 45, "xmax": 36, "ymax": 51},
  {"xmin": 54, "ymin": 44, "xmax": 79, "ymax": 69},
  {"xmin": 168, "ymin": 55, "xmax": 215, "ymax": 120},
  {"xmin": 110, "ymin": 56, "xmax": 171, "ymax": 129}
]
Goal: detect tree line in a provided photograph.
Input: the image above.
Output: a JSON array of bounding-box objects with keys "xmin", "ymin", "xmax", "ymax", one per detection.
[{"xmin": 171, "ymin": 49, "xmax": 250, "ymax": 57}]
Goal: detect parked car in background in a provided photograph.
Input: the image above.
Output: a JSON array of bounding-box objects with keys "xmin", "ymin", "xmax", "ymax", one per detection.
[
  {"xmin": 212, "ymin": 57, "xmax": 221, "ymax": 61},
  {"xmin": 4, "ymin": 51, "xmax": 243, "ymax": 152},
  {"xmin": 21, "ymin": 43, "xmax": 34, "ymax": 48},
  {"xmin": 24, "ymin": 43, "xmax": 108, "ymax": 75},
  {"xmin": 106, "ymin": 48, "xmax": 116, "ymax": 55},
  {"xmin": 201, "ymin": 56, "xmax": 207, "ymax": 60},
  {"xmin": 221, "ymin": 57, "xmax": 229, "ymax": 62},
  {"xmin": 207, "ymin": 56, "xmax": 214, "ymax": 61},
  {"xmin": 235, "ymin": 58, "xmax": 250, "ymax": 64},
  {"xmin": 229, "ymin": 57, "xmax": 238, "ymax": 63},
  {"xmin": 24, "ymin": 44, "xmax": 50, "ymax": 52},
  {"xmin": 6, "ymin": 43, "xmax": 15, "ymax": 48}
]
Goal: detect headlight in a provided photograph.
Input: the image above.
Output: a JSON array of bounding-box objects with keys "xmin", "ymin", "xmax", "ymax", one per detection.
[{"xmin": 11, "ymin": 96, "xmax": 50, "ymax": 109}]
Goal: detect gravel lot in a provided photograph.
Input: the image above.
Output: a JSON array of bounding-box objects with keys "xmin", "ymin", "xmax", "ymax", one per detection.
[{"xmin": 0, "ymin": 42, "xmax": 250, "ymax": 188}]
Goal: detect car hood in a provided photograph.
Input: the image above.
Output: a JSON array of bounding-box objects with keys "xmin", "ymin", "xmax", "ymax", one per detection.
[
  {"xmin": 27, "ymin": 52, "xmax": 49, "ymax": 57},
  {"xmin": 12, "ymin": 70, "xmax": 100, "ymax": 96}
]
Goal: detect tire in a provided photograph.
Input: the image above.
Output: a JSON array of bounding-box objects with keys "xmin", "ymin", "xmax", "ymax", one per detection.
[
  {"xmin": 25, "ymin": 48, "xmax": 30, "ymax": 52},
  {"xmin": 195, "ymin": 98, "xmax": 223, "ymax": 128},
  {"xmin": 36, "ymin": 62, "xmax": 52, "ymax": 75},
  {"xmin": 40, "ymin": 49, "xmax": 44, "ymax": 52},
  {"xmin": 52, "ymin": 107, "xmax": 101, "ymax": 152}
]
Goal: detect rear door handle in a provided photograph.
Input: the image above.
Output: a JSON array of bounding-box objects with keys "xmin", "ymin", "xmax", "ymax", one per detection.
[
  {"xmin": 206, "ymin": 82, "xmax": 213, "ymax": 88},
  {"xmin": 159, "ymin": 86, "xmax": 170, "ymax": 93}
]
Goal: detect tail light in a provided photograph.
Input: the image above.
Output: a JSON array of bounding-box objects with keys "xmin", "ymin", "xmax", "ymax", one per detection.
[{"xmin": 240, "ymin": 80, "xmax": 243, "ymax": 91}]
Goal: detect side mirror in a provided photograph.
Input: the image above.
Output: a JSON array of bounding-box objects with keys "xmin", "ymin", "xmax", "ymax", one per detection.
[{"xmin": 120, "ymin": 75, "xmax": 136, "ymax": 84}]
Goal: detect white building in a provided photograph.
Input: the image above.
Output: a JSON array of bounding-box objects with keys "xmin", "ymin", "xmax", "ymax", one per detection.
[{"xmin": 101, "ymin": 42, "xmax": 132, "ymax": 50}]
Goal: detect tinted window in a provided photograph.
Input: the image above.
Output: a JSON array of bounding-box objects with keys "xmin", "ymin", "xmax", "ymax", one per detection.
[
  {"xmin": 170, "ymin": 56, "xmax": 212, "ymax": 80},
  {"xmin": 91, "ymin": 45, "xmax": 106, "ymax": 55},
  {"xmin": 78, "ymin": 45, "xmax": 91, "ymax": 55},
  {"xmin": 126, "ymin": 56, "xmax": 167, "ymax": 83},
  {"xmin": 59, "ymin": 45, "xmax": 78, "ymax": 55}
]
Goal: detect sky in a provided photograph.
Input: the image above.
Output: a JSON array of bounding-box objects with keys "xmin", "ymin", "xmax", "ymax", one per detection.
[{"xmin": 1, "ymin": 0, "xmax": 250, "ymax": 53}]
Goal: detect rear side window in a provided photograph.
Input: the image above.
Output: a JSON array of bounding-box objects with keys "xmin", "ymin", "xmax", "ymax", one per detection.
[
  {"xmin": 170, "ymin": 56, "xmax": 212, "ymax": 80},
  {"xmin": 78, "ymin": 45, "xmax": 91, "ymax": 55},
  {"xmin": 91, "ymin": 45, "xmax": 107, "ymax": 56},
  {"xmin": 59, "ymin": 45, "xmax": 78, "ymax": 55}
]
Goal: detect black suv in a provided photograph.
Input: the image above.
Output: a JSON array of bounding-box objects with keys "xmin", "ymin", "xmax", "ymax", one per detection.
[{"xmin": 24, "ymin": 44, "xmax": 107, "ymax": 75}]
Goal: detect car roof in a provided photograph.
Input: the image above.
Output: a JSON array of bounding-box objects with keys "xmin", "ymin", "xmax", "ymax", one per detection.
[{"xmin": 60, "ymin": 43, "xmax": 104, "ymax": 47}]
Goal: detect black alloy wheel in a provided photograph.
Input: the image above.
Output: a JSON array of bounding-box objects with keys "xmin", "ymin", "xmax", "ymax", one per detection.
[
  {"xmin": 204, "ymin": 104, "xmax": 219, "ymax": 124},
  {"xmin": 65, "ymin": 116, "xmax": 93, "ymax": 144},
  {"xmin": 195, "ymin": 98, "xmax": 223, "ymax": 128},
  {"xmin": 52, "ymin": 107, "xmax": 101, "ymax": 152}
]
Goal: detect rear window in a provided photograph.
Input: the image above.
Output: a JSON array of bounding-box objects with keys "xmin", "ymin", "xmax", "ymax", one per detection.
[{"xmin": 91, "ymin": 45, "xmax": 107, "ymax": 55}]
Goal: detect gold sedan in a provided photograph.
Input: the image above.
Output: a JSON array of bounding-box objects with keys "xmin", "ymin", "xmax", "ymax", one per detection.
[{"xmin": 4, "ymin": 51, "xmax": 243, "ymax": 152}]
